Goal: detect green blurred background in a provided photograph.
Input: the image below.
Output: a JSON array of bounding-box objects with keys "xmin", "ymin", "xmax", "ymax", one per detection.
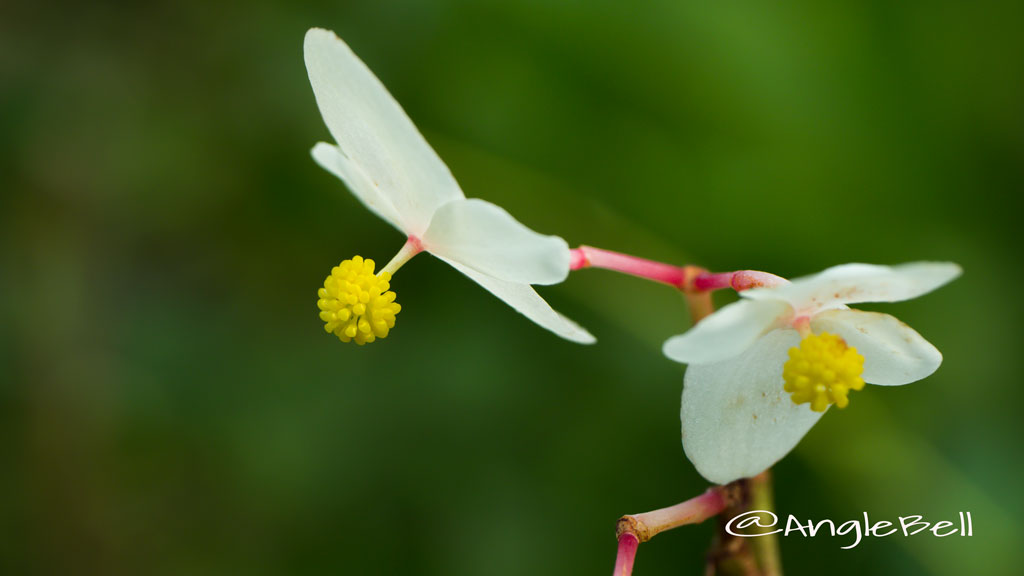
[{"xmin": 3, "ymin": 1, "xmax": 1023, "ymax": 574}]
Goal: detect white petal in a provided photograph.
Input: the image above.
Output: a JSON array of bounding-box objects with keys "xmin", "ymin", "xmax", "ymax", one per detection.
[
  {"xmin": 422, "ymin": 199, "xmax": 570, "ymax": 285},
  {"xmin": 437, "ymin": 255, "xmax": 595, "ymax": 344},
  {"xmin": 304, "ymin": 28, "xmax": 464, "ymax": 235},
  {"xmin": 311, "ymin": 142, "xmax": 404, "ymax": 232},
  {"xmin": 663, "ymin": 299, "xmax": 793, "ymax": 365},
  {"xmin": 810, "ymin": 309, "xmax": 942, "ymax": 386},
  {"xmin": 743, "ymin": 262, "xmax": 962, "ymax": 314},
  {"xmin": 681, "ymin": 329, "xmax": 823, "ymax": 484}
]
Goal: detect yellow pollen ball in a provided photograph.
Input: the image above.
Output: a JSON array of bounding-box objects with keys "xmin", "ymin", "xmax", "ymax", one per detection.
[
  {"xmin": 782, "ymin": 332, "xmax": 865, "ymax": 412},
  {"xmin": 316, "ymin": 255, "xmax": 401, "ymax": 345}
]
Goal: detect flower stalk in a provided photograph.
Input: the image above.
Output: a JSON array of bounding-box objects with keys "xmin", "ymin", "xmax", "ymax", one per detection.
[
  {"xmin": 613, "ymin": 533, "xmax": 639, "ymax": 576},
  {"xmin": 569, "ymin": 245, "xmax": 785, "ymax": 297},
  {"xmin": 570, "ymin": 245, "xmax": 699, "ymax": 290},
  {"xmin": 616, "ymin": 486, "xmax": 734, "ymax": 543},
  {"xmin": 748, "ymin": 472, "xmax": 782, "ymax": 576},
  {"xmin": 705, "ymin": 472, "xmax": 782, "ymax": 576},
  {"xmin": 693, "ymin": 270, "xmax": 788, "ymax": 292},
  {"xmin": 610, "ymin": 478, "xmax": 781, "ymax": 576}
]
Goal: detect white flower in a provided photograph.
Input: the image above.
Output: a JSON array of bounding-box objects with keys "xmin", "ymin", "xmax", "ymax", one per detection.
[
  {"xmin": 662, "ymin": 262, "xmax": 961, "ymax": 484},
  {"xmin": 305, "ymin": 28, "xmax": 594, "ymax": 344}
]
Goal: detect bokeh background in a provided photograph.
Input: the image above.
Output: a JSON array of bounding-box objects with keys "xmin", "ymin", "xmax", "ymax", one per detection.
[{"xmin": 3, "ymin": 1, "xmax": 1023, "ymax": 574}]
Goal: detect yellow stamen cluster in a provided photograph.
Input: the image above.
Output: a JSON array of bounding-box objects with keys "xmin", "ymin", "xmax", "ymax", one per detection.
[
  {"xmin": 317, "ymin": 256, "xmax": 400, "ymax": 345},
  {"xmin": 783, "ymin": 332, "xmax": 865, "ymax": 412}
]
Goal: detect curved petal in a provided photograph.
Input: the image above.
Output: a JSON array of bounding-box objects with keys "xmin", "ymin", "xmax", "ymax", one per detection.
[
  {"xmin": 663, "ymin": 299, "xmax": 793, "ymax": 365},
  {"xmin": 436, "ymin": 255, "xmax": 595, "ymax": 344},
  {"xmin": 304, "ymin": 28, "xmax": 464, "ymax": 236},
  {"xmin": 422, "ymin": 199, "xmax": 570, "ymax": 285},
  {"xmin": 810, "ymin": 309, "xmax": 942, "ymax": 386},
  {"xmin": 681, "ymin": 329, "xmax": 823, "ymax": 485},
  {"xmin": 743, "ymin": 262, "xmax": 962, "ymax": 314},
  {"xmin": 311, "ymin": 142, "xmax": 403, "ymax": 232}
]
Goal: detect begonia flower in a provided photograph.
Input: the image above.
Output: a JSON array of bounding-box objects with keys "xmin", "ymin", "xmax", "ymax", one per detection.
[
  {"xmin": 305, "ymin": 28, "xmax": 594, "ymax": 345},
  {"xmin": 662, "ymin": 262, "xmax": 961, "ymax": 484}
]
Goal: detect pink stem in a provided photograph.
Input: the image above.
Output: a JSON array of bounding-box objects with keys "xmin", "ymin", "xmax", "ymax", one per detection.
[
  {"xmin": 691, "ymin": 271, "xmax": 734, "ymax": 291},
  {"xmin": 616, "ymin": 487, "xmax": 728, "ymax": 542},
  {"xmin": 570, "ymin": 245, "xmax": 690, "ymax": 289},
  {"xmin": 570, "ymin": 245, "xmax": 788, "ymax": 294},
  {"xmin": 694, "ymin": 270, "xmax": 788, "ymax": 292},
  {"xmin": 613, "ymin": 533, "xmax": 639, "ymax": 576},
  {"xmin": 611, "ymin": 487, "xmax": 732, "ymax": 576}
]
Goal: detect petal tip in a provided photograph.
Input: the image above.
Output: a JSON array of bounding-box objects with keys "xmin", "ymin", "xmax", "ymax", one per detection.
[
  {"xmin": 937, "ymin": 261, "xmax": 964, "ymax": 281},
  {"xmin": 574, "ymin": 331, "xmax": 598, "ymax": 345},
  {"xmin": 310, "ymin": 141, "xmax": 334, "ymax": 160},
  {"xmin": 662, "ymin": 336, "xmax": 690, "ymax": 364},
  {"xmin": 304, "ymin": 27, "xmax": 338, "ymax": 47}
]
